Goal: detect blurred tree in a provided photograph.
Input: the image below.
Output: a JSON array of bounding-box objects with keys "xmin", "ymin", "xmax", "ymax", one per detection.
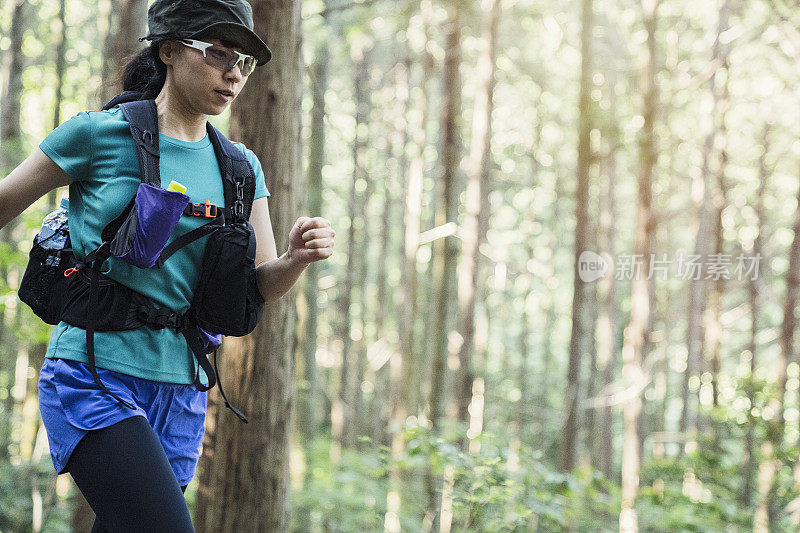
[
  {"xmin": 296, "ymin": 0, "xmax": 330, "ymax": 452},
  {"xmin": 100, "ymin": 0, "xmax": 147, "ymax": 104},
  {"xmin": 595, "ymin": 104, "xmax": 619, "ymax": 480},
  {"xmin": 620, "ymin": 0, "xmax": 658, "ymax": 530},
  {"xmin": 455, "ymin": 0, "xmax": 500, "ymax": 453},
  {"xmin": 424, "ymin": 0, "xmax": 463, "ymax": 526},
  {"xmin": 560, "ymin": 0, "xmax": 595, "ymax": 473},
  {"xmin": 741, "ymin": 124, "xmax": 769, "ymax": 509}
]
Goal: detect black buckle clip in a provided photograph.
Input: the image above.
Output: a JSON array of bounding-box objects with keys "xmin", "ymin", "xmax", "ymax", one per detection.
[
  {"xmin": 189, "ymin": 200, "xmax": 218, "ymax": 218},
  {"xmin": 138, "ymin": 307, "xmax": 174, "ymax": 329}
]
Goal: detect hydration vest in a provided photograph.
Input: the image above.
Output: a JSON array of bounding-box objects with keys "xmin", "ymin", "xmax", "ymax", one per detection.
[{"xmin": 19, "ymin": 93, "xmax": 263, "ymax": 423}]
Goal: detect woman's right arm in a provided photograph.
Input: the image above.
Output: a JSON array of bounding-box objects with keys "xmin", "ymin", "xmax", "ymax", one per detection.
[{"xmin": 0, "ymin": 147, "xmax": 72, "ymax": 230}]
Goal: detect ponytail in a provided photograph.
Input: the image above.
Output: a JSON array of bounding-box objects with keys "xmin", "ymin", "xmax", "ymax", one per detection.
[{"xmin": 120, "ymin": 42, "xmax": 167, "ymax": 99}]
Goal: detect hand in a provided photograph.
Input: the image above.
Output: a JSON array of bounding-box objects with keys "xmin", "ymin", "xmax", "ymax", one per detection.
[{"xmin": 287, "ymin": 216, "xmax": 335, "ymax": 267}]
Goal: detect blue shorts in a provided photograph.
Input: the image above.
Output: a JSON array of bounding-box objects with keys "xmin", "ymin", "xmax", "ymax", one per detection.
[{"xmin": 38, "ymin": 357, "xmax": 207, "ymax": 487}]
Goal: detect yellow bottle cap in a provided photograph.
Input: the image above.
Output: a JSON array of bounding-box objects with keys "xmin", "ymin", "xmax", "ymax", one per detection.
[{"xmin": 166, "ymin": 180, "xmax": 187, "ymax": 194}]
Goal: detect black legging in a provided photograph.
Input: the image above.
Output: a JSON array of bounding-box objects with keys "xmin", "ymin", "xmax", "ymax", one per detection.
[{"xmin": 65, "ymin": 415, "xmax": 195, "ymax": 532}]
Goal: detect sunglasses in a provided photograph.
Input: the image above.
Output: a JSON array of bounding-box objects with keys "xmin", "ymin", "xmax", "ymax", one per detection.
[{"xmin": 179, "ymin": 39, "xmax": 257, "ymax": 77}]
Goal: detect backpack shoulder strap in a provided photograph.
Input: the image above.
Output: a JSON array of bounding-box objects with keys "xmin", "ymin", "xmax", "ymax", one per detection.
[
  {"xmin": 205, "ymin": 122, "xmax": 257, "ymax": 222},
  {"xmin": 118, "ymin": 99, "xmax": 161, "ymax": 189},
  {"xmin": 101, "ymin": 90, "xmax": 145, "ymax": 111}
]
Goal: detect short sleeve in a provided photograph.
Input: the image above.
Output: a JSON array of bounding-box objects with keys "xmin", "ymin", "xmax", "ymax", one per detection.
[
  {"xmin": 233, "ymin": 142, "xmax": 270, "ymax": 199},
  {"xmin": 38, "ymin": 111, "xmax": 92, "ymax": 181}
]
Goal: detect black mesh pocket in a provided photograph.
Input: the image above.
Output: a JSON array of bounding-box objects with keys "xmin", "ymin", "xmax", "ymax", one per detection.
[
  {"xmin": 192, "ymin": 221, "xmax": 263, "ymax": 337},
  {"xmin": 18, "ymin": 245, "xmax": 77, "ymax": 325}
]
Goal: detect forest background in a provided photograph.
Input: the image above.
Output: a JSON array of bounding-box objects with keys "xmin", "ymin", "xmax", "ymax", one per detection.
[{"xmin": 1, "ymin": 0, "xmax": 800, "ymax": 531}]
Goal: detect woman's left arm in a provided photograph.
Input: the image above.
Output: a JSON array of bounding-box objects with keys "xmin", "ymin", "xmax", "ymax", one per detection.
[{"xmin": 250, "ymin": 196, "xmax": 335, "ymax": 304}]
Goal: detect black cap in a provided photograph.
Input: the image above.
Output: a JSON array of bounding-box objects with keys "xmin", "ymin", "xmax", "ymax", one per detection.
[{"xmin": 140, "ymin": 0, "xmax": 272, "ymax": 66}]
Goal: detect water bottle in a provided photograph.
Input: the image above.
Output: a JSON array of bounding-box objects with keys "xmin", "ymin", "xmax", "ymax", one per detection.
[{"xmin": 35, "ymin": 197, "xmax": 70, "ymax": 265}]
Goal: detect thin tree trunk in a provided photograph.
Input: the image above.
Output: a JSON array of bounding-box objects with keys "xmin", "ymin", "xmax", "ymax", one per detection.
[
  {"xmin": 425, "ymin": 0, "xmax": 462, "ymax": 526},
  {"xmin": 791, "ymin": 159, "xmax": 800, "ymax": 528},
  {"xmin": 370, "ymin": 65, "xmax": 407, "ymax": 444},
  {"xmin": 335, "ymin": 51, "xmax": 369, "ymax": 451},
  {"xmin": 294, "ymin": 19, "xmax": 328, "ymax": 509},
  {"xmin": 0, "ymin": 0, "xmax": 28, "ymax": 145},
  {"xmin": 384, "ymin": 8, "xmax": 432, "ymax": 526},
  {"xmin": 596, "ymin": 132, "xmax": 618, "ymax": 480},
  {"xmin": 48, "ymin": 0, "xmax": 68, "ymax": 209},
  {"xmin": 351, "ymin": 51, "xmax": 373, "ymax": 447},
  {"xmin": 560, "ymin": 0, "xmax": 594, "ymax": 472},
  {"xmin": 455, "ymin": 0, "xmax": 500, "ymax": 450},
  {"xmin": 681, "ymin": 0, "xmax": 730, "ymax": 437},
  {"xmin": 584, "ymin": 251, "xmax": 600, "ymax": 468},
  {"xmin": 705, "ymin": 3, "xmax": 731, "ymax": 424},
  {"xmin": 620, "ymin": 1, "xmax": 658, "ymax": 531},
  {"xmin": 194, "ymin": 0, "xmax": 302, "ymax": 530},
  {"xmin": 297, "ymin": 24, "xmax": 328, "ymax": 447},
  {"xmin": 0, "ymin": 0, "xmax": 29, "ymax": 464},
  {"xmin": 741, "ymin": 125, "xmax": 768, "ymax": 508},
  {"xmin": 757, "ymin": 130, "xmax": 800, "ymax": 533}
]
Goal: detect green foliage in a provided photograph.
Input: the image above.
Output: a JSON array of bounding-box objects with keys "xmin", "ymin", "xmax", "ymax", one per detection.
[
  {"xmin": 291, "ymin": 436, "xmax": 391, "ymax": 532},
  {"xmin": 291, "ymin": 427, "xmax": 622, "ymax": 532},
  {"xmin": 0, "ymin": 458, "xmax": 72, "ymax": 533}
]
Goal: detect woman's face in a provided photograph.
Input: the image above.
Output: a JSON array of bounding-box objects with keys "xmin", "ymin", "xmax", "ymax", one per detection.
[{"xmin": 160, "ymin": 37, "xmax": 250, "ymax": 116}]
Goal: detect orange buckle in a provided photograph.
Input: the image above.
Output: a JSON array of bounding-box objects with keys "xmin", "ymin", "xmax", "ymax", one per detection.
[
  {"xmin": 64, "ymin": 267, "xmax": 79, "ymax": 277},
  {"xmin": 204, "ymin": 200, "xmax": 217, "ymax": 218},
  {"xmin": 190, "ymin": 200, "xmax": 218, "ymax": 218}
]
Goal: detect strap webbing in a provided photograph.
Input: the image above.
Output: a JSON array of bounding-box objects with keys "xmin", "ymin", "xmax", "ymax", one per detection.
[
  {"xmin": 181, "ymin": 321, "xmax": 248, "ymax": 424},
  {"xmin": 213, "ymin": 350, "xmax": 248, "ymax": 423},
  {"xmin": 155, "ymin": 218, "xmax": 222, "ymax": 268},
  {"xmin": 118, "ymin": 101, "xmax": 160, "ymax": 188},
  {"xmin": 86, "ymin": 249, "xmax": 136, "ymax": 410}
]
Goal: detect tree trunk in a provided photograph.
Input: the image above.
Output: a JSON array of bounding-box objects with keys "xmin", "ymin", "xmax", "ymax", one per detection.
[
  {"xmin": 384, "ymin": 6, "xmax": 432, "ymax": 526},
  {"xmin": 48, "ymin": 0, "xmax": 69, "ymax": 209},
  {"xmin": 0, "ymin": 0, "xmax": 29, "ymax": 146},
  {"xmin": 0, "ymin": 0, "xmax": 30, "ymax": 463},
  {"xmin": 757, "ymin": 126, "xmax": 800, "ymax": 533},
  {"xmin": 334, "ymin": 51, "xmax": 370, "ymax": 452},
  {"xmin": 455, "ymin": 0, "xmax": 500, "ymax": 450},
  {"xmin": 370, "ymin": 58, "xmax": 409, "ymax": 445},
  {"xmin": 619, "ymin": 1, "xmax": 658, "ymax": 531},
  {"xmin": 193, "ymin": 0, "xmax": 302, "ymax": 530},
  {"xmin": 741, "ymin": 125, "xmax": 768, "ymax": 508},
  {"xmin": 560, "ymin": 0, "xmax": 594, "ymax": 473},
  {"xmin": 596, "ymin": 128, "xmax": 618, "ymax": 480},
  {"xmin": 704, "ymin": 1, "xmax": 732, "ymax": 425},
  {"xmin": 294, "ymin": 22, "xmax": 328, "ymax": 510},
  {"xmin": 99, "ymin": 0, "xmax": 147, "ymax": 103},
  {"xmin": 425, "ymin": 0, "xmax": 462, "ymax": 525},
  {"xmin": 296, "ymin": 23, "xmax": 328, "ymax": 447},
  {"xmin": 681, "ymin": 0, "xmax": 730, "ymax": 437},
  {"xmin": 98, "ymin": 0, "xmax": 117, "ymax": 105},
  {"xmin": 351, "ymin": 51, "xmax": 373, "ymax": 447}
]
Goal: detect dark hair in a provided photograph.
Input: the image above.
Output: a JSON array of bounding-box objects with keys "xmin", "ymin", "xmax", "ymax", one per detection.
[{"xmin": 120, "ymin": 41, "xmax": 169, "ymax": 99}]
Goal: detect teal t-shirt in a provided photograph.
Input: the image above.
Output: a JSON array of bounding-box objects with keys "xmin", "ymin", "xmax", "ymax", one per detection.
[{"xmin": 38, "ymin": 107, "xmax": 269, "ymax": 384}]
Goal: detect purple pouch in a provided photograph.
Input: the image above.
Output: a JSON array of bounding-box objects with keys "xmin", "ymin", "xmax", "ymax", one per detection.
[
  {"xmin": 110, "ymin": 183, "xmax": 190, "ymax": 268},
  {"xmin": 200, "ymin": 328, "xmax": 223, "ymax": 352}
]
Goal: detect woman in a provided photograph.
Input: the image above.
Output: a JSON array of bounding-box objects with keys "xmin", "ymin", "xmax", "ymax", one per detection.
[{"xmin": 0, "ymin": 0, "xmax": 334, "ymax": 530}]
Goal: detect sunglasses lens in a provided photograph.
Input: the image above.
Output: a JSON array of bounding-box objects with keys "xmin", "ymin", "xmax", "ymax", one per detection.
[
  {"xmin": 205, "ymin": 46, "xmax": 256, "ymax": 76},
  {"xmin": 206, "ymin": 48, "xmax": 232, "ymax": 69},
  {"xmin": 240, "ymin": 56, "xmax": 256, "ymax": 76}
]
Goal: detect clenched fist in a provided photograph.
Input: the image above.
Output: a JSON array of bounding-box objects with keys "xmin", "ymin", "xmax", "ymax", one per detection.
[{"xmin": 287, "ymin": 216, "xmax": 335, "ymax": 266}]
